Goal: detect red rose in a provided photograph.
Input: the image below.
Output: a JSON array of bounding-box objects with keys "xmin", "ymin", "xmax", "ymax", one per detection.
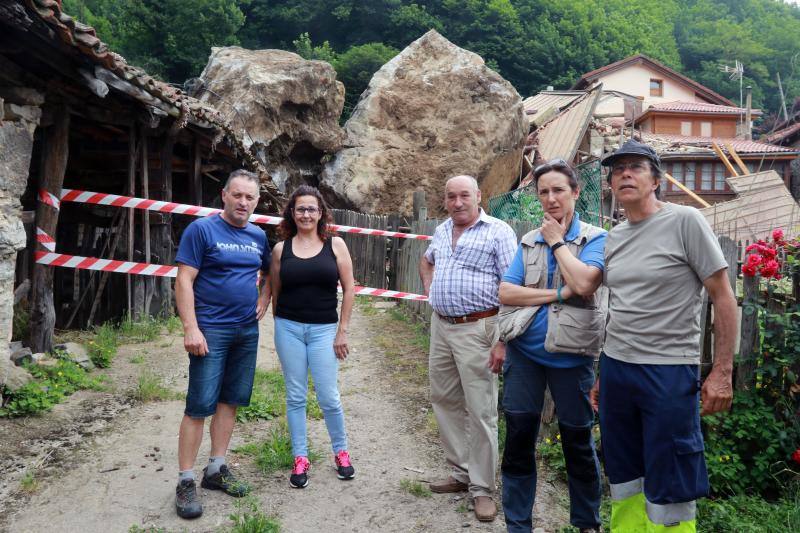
[
  {"xmin": 759, "ymin": 259, "xmax": 780, "ymax": 278},
  {"xmin": 762, "ymin": 247, "xmax": 777, "ymax": 259},
  {"xmin": 773, "ymin": 229, "xmax": 784, "ymax": 242},
  {"xmin": 792, "ymin": 448, "xmax": 800, "ymax": 465},
  {"xmin": 745, "ymin": 243, "xmax": 760, "ymax": 253},
  {"xmin": 746, "ymin": 254, "xmax": 763, "ymax": 267},
  {"xmin": 742, "ymin": 263, "xmax": 757, "ymax": 277}
]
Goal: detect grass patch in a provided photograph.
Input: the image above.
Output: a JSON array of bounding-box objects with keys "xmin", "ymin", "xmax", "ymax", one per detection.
[
  {"xmin": 118, "ymin": 314, "xmax": 162, "ymax": 343},
  {"xmin": 399, "ymin": 478, "xmax": 432, "ymax": 498},
  {"xmin": 128, "ymin": 526, "xmax": 167, "ymax": 533},
  {"xmin": 88, "ymin": 322, "xmax": 118, "ymax": 368},
  {"xmin": 237, "ymin": 370, "xmax": 285, "ymax": 422},
  {"xmin": 387, "ymin": 308, "xmax": 429, "ymax": 352},
  {"xmin": 237, "ymin": 369, "xmax": 324, "ymax": 423},
  {"xmin": 131, "ymin": 370, "xmax": 175, "ymax": 403},
  {"xmin": 227, "ymin": 496, "xmax": 281, "ymax": 533},
  {"xmin": 355, "ymin": 295, "xmax": 380, "ymax": 316},
  {"xmin": 696, "ymin": 488, "xmax": 800, "ymax": 532},
  {"xmin": 0, "ymin": 360, "xmax": 106, "ymax": 417},
  {"xmin": 129, "ymin": 355, "xmax": 145, "ymax": 364},
  {"xmin": 19, "ymin": 471, "xmax": 39, "ymax": 493},
  {"xmin": 234, "ymin": 422, "xmax": 320, "ymax": 474}
]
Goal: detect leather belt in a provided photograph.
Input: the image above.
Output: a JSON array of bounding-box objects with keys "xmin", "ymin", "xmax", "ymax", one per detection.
[{"xmin": 438, "ymin": 307, "xmax": 499, "ymax": 325}]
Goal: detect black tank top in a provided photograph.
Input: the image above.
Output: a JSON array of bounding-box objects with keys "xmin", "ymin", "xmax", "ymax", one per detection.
[{"xmin": 275, "ymin": 237, "xmax": 339, "ymax": 324}]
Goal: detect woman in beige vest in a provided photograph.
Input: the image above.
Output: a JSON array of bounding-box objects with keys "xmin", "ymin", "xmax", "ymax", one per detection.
[{"xmin": 498, "ymin": 160, "xmax": 606, "ymax": 533}]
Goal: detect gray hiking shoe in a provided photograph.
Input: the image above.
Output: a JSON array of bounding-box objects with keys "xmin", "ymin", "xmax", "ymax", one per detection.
[
  {"xmin": 175, "ymin": 479, "xmax": 203, "ymax": 519},
  {"xmin": 201, "ymin": 464, "xmax": 250, "ymax": 497}
]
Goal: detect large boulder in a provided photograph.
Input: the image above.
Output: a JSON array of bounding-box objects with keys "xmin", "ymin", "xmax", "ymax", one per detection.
[
  {"xmin": 194, "ymin": 47, "xmax": 345, "ymax": 193},
  {"xmin": 321, "ymin": 30, "xmax": 527, "ymax": 216}
]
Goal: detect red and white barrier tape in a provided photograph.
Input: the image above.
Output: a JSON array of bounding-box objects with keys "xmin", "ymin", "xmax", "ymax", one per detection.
[
  {"xmin": 34, "ymin": 249, "xmax": 429, "ymax": 301},
  {"xmin": 39, "ymin": 189, "xmax": 61, "ymax": 210},
  {"xmin": 59, "ymin": 189, "xmax": 433, "ymax": 241},
  {"xmin": 36, "ymin": 227, "xmax": 56, "ymax": 251}
]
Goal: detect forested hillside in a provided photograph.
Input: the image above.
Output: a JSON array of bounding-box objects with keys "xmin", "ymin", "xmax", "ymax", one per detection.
[{"xmin": 63, "ymin": 0, "xmax": 800, "ymax": 123}]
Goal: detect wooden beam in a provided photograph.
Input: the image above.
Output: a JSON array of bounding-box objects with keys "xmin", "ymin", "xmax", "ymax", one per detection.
[
  {"xmin": 724, "ymin": 143, "xmax": 750, "ymax": 175},
  {"xmin": 712, "ymin": 142, "xmax": 739, "ymax": 177},
  {"xmin": 664, "ymin": 173, "xmax": 711, "ymax": 208},
  {"xmin": 30, "ymin": 106, "xmax": 69, "ymax": 353},
  {"xmin": 127, "ymin": 125, "xmax": 137, "ymax": 317},
  {"xmin": 190, "ymin": 137, "xmax": 202, "ymax": 206}
]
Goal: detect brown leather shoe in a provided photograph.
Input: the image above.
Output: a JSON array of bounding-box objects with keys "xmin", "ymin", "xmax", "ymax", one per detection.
[
  {"xmin": 473, "ymin": 496, "xmax": 497, "ymax": 522},
  {"xmin": 429, "ymin": 476, "xmax": 468, "ymax": 493}
]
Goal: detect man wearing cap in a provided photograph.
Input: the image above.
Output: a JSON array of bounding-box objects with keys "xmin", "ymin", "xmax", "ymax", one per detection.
[
  {"xmin": 419, "ymin": 175, "xmax": 518, "ymax": 522},
  {"xmin": 595, "ymin": 140, "xmax": 738, "ymax": 532}
]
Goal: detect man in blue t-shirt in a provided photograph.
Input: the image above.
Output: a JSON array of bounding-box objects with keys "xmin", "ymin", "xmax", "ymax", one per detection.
[{"xmin": 173, "ymin": 169, "xmax": 271, "ymax": 519}]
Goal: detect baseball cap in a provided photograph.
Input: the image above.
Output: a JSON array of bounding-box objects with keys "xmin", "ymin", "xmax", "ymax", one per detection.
[{"xmin": 601, "ymin": 139, "xmax": 661, "ymax": 169}]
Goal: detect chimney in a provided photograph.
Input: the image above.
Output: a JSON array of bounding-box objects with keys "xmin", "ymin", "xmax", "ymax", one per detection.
[{"xmin": 745, "ymin": 86, "xmax": 753, "ymax": 141}]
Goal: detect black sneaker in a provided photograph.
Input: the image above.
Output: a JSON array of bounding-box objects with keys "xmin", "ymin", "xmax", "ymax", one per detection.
[
  {"xmin": 201, "ymin": 464, "xmax": 250, "ymax": 497},
  {"xmin": 175, "ymin": 479, "xmax": 203, "ymax": 519},
  {"xmin": 334, "ymin": 450, "xmax": 355, "ymax": 480},
  {"xmin": 290, "ymin": 456, "xmax": 310, "ymax": 488}
]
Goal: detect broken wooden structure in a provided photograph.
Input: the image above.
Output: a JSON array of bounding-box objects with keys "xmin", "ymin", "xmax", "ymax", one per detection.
[{"xmin": 0, "ymin": 0, "xmax": 282, "ymax": 353}]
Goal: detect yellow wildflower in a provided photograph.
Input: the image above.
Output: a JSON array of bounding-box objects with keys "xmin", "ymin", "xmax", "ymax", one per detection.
[
  {"xmin": 556, "ymin": 434, "xmax": 561, "ymax": 441},
  {"xmin": 545, "ymin": 438, "xmax": 552, "ymax": 444}
]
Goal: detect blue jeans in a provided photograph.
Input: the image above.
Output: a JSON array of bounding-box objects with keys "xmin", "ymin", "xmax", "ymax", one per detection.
[
  {"xmin": 185, "ymin": 323, "xmax": 259, "ymax": 418},
  {"xmin": 274, "ymin": 317, "xmax": 348, "ymax": 457},
  {"xmin": 501, "ymin": 347, "xmax": 601, "ymax": 532}
]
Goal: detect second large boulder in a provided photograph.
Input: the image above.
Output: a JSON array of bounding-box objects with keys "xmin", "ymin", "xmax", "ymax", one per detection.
[{"xmin": 321, "ymin": 30, "xmax": 527, "ymax": 216}]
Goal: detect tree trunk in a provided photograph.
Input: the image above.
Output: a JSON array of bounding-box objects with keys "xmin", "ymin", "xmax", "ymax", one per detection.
[{"xmin": 30, "ymin": 107, "xmax": 69, "ymax": 353}]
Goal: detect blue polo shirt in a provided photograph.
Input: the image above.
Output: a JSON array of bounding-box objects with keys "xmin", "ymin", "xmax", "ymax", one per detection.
[
  {"xmin": 176, "ymin": 214, "xmax": 271, "ymax": 328},
  {"xmin": 502, "ymin": 214, "xmax": 606, "ymax": 368}
]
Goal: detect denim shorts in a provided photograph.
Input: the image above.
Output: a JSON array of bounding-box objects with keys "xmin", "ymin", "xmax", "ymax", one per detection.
[{"xmin": 185, "ymin": 322, "xmax": 259, "ymax": 418}]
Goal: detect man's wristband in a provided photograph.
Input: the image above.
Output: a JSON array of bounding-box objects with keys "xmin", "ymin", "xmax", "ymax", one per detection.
[
  {"xmin": 550, "ymin": 241, "xmax": 566, "ymax": 252},
  {"xmin": 557, "ymin": 285, "xmax": 564, "ymax": 304}
]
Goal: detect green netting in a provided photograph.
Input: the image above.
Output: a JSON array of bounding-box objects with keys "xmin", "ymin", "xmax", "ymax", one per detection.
[{"xmin": 488, "ymin": 160, "xmax": 603, "ymax": 226}]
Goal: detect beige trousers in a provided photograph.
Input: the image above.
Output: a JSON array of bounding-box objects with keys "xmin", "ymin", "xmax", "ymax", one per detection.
[{"xmin": 429, "ymin": 312, "xmax": 499, "ymax": 497}]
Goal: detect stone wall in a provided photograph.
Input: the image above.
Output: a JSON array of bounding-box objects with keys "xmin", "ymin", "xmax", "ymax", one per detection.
[{"xmin": 0, "ymin": 97, "xmax": 39, "ymax": 387}]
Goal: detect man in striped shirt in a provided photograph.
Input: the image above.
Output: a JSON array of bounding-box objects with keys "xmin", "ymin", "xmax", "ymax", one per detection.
[{"xmin": 419, "ymin": 175, "xmax": 517, "ymax": 522}]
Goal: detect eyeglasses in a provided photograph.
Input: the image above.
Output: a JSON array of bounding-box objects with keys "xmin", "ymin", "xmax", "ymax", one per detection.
[
  {"xmin": 293, "ymin": 207, "xmax": 320, "ymax": 215},
  {"xmin": 611, "ymin": 161, "xmax": 650, "ymax": 175}
]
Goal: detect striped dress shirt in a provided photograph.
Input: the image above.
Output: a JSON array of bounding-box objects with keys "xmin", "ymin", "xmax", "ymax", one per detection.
[{"xmin": 425, "ymin": 210, "xmax": 517, "ymax": 317}]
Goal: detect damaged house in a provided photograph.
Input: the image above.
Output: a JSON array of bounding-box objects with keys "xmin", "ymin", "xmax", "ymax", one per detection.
[{"xmin": 0, "ymin": 0, "xmax": 281, "ymax": 370}]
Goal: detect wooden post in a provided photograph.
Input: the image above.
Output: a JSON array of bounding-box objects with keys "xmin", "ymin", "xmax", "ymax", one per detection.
[
  {"xmin": 724, "ymin": 143, "xmax": 749, "ymax": 176},
  {"xmin": 154, "ymin": 132, "xmax": 176, "ymax": 316},
  {"xmin": 413, "ymin": 190, "xmax": 427, "ymax": 221},
  {"xmin": 133, "ymin": 125, "xmax": 152, "ymax": 319},
  {"xmin": 712, "ymin": 142, "xmax": 739, "ymax": 178},
  {"xmin": 736, "ymin": 274, "xmax": 759, "ymax": 391},
  {"xmin": 189, "ymin": 137, "xmax": 202, "ymax": 206},
  {"xmin": 127, "ymin": 124, "xmax": 136, "ymax": 318},
  {"xmin": 30, "ymin": 106, "xmax": 70, "ymax": 353}
]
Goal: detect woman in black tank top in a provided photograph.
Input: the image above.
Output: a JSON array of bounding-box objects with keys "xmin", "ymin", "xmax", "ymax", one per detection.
[{"xmin": 269, "ymin": 185, "xmax": 356, "ymax": 488}]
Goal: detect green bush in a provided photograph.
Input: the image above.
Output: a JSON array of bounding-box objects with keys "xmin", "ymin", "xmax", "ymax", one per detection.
[
  {"xmin": 234, "ymin": 422, "xmax": 319, "ymax": 474},
  {"xmin": 88, "ymin": 322, "xmax": 118, "ymax": 368},
  {"xmin": 227, "ymin": 496, "xmax": 280, "ymax": 533},
  {"xmin": 697, "ymin": 484, "xmax": 800, "ymax": 532},
  {"xmin": 0, "ymin": 360, "xmax": 105, "ymax": 417}
]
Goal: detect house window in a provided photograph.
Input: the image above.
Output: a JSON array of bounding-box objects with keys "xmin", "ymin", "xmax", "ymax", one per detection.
[
  {"xmin": 685, "ymin": 162, "xmax": 696, "ymax": 190},
  {"xmin": 701, "ymin": 163, "xmax": 713, "ymax": 190},
  {"xmin": 650, "ymin": 78, "xmax": 664, "ymax": 97},
  {"xmin": 671, "ymin": 162, "xmax": 684, "ymax": 191},
  {"xmin": 681, "ymin": 121, "xmax": 692, "ymax": 136},
  {"xmin": 700, "ymin": 121, "xmax": 712, "ymax": 137},
  {"xmin": 714, "ymin": 164, "xmax": 726, "ymax": 190}
]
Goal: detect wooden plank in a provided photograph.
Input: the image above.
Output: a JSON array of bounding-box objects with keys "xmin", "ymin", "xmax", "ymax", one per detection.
[
  {"xmin": 664, "ymin": 173, "xmax": 711, "ymax": 208},
  {"xmin": 127, "ymin": 125, "xmax": 136, "ymax": 317},
  {"xmin": 711, "ymin": 142, "xmax": 739, "ymax": 178},
  {"xmin": 736, "ymin": 275, "xmax": 759, "ymax": 391},
  {"xmin": 724, "ymin": 143, "xmax": 750, "ymax": 175},
  {"xmin": 30, "ymin": 106, "xmax": 69, "ymax": 353},
  {"xmin": 190, "ymin": 137, "xmax": 202, "ymax": 206}
]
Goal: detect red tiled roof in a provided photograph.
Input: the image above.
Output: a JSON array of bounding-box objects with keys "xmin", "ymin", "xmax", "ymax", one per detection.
[
  {"xmin": 642, "ymin": 133, "xmax": 798, "ymax": 155},
  {"xmin": 572, "ymin": 54, "xmax": 734, "ymax": 106},
  {"xmin": 763, "ymin": 122, "xmax": 800, "ymax": 144},
  {"xmin": 646, "ymin": 101, "xmax": 761, "ymax": 115}
]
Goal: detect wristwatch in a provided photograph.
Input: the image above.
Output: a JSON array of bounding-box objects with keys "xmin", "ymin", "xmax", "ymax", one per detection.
[{"xmin": 550, "ymin": 241, "xmax": 566, "ymax": 252}]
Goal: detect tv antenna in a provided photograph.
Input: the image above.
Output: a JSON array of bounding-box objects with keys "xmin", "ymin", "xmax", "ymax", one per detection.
[{"xmin": 720, "ymin": 60, "xmax": 744, "ymax": 108}]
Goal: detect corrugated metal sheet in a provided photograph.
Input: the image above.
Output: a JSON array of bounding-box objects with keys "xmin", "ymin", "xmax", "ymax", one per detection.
[
  {"xmin": 699, "ymin": 170, "xmax": 800, "ymax": 241},
  {"xmin": 535, "ymin": 88, "xmax": 602, "ymax": 162},
  {"xmin": 523, "ymin": 91, "xmax": 585, "ymax": 126}
]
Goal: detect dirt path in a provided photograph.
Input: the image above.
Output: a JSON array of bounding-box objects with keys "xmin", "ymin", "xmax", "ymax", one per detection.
[{"xmin": 0, "ymin": 303, "xmax": 567, "ymax": 532}]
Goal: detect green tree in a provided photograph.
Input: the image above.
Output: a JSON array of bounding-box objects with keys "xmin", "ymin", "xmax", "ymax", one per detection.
[
  {"xmin": 333, "ymin": 42, "xmax": 399, "ymax": 118},
  {"xmin": 119, "ymin": 0, "xmax": 245, "ymax": 81}
]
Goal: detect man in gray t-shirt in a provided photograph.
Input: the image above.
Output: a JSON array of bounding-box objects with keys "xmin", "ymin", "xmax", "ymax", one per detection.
[{"xmin": 596, "ymin": 140, "xmax": 738, "ymax": 533}]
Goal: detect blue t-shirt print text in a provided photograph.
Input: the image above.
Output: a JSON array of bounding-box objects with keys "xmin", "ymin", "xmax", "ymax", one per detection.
[{"xmin": 175, "ymin": 214, "xmax": 271, "ymax": 329}]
